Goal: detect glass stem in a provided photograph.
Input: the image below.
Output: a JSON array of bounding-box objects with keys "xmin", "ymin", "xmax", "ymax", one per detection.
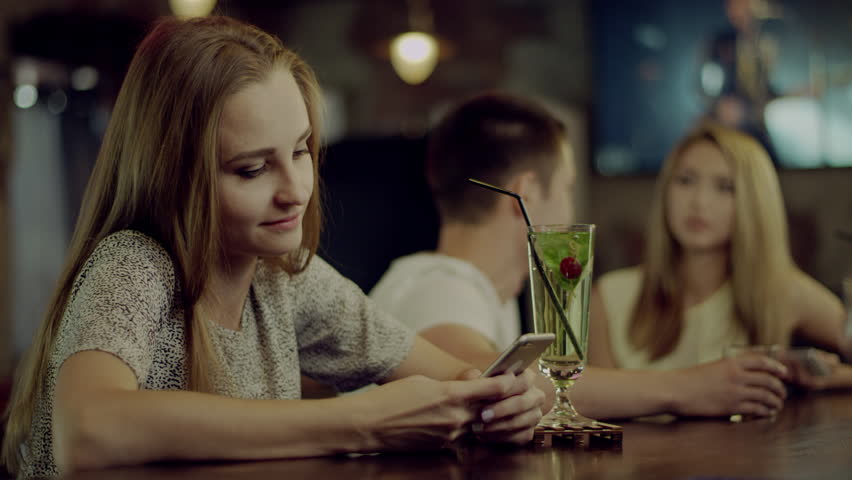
[
  {"xmin": 552, "ymin": 382, "xmax": 578, "ymax": 417},
  {"xmin": 541, "ymin": 376, "xmax": 596, "ymax": 427}
]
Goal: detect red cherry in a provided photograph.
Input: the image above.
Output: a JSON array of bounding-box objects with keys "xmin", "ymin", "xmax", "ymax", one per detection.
[{"xmin": 560, "ymin": 257, "xmax": 582, "ymax": 279}]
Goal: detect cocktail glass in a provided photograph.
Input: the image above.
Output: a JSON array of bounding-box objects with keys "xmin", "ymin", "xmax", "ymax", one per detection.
[{"xmin": 528, "ymin": 224, "xmax": 595, "ymax": 427}]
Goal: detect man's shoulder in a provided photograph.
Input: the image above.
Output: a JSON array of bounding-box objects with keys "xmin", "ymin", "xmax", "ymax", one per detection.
[
  {"xmin": 372, "ymin": 253, "xmax": 490, "ymax": 307},
  {"xmin": 388, "ymin": 252, "xmax": 473, "ymax": 274},
  {"xmin": 372, "ymin": 253, "xmax": 474, "ymax": 291},
  {"xmin": 371, "ymin": 253, "xmax": 498, "ymax": 334}
]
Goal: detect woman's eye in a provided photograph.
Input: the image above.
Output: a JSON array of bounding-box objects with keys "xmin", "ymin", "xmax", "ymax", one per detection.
[
  {"xmin": 294, "ymin": 148, "xmax": 310, "ymax": 159},
  {"xmin": 673, "ymin": 174, "xmax": 694, "ymax": 185},
  {"xmin": 717, "ymin": 180, "xmax": 735, "ymax": 193},
  {"xmin": 238, "ymin": 165, "xmax": 267, "ymax": 178}
]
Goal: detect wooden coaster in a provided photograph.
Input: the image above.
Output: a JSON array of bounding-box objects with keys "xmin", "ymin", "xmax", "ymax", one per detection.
[{"xmin": 533, "ymin": 421, "xmax": 623, "ymax": 448}]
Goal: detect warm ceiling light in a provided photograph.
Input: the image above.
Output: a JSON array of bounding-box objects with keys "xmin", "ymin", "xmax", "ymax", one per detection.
[
  {"xmin": 390, "ymin": 31, "xmax": 439, "ymax": 85},
  {"xmin": 169, "ymin": 0, "xmax": 217, "ymax": 18}
]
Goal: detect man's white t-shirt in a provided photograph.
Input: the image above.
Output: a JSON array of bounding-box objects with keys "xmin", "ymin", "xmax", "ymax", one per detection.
[{"xmin": 370, "ymin": 252, "xmax": 521, "ymax": 350}]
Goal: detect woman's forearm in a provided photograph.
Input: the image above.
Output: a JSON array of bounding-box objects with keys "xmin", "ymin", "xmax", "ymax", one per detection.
[
  {"xmin": 571, "ymin": 367, "xmax": 676, "ymax": 419},
  {"xmin": 55, "ymin": 389, "xmax": 369, "ymax": 473},
  {"xmin": 382, "ymin": 335, "xmax": 476, "ymax": 382},
  {"xmin": 408, "ymin": 327, "xmax": 555, "ymax": 413},
  {"xmin": 575, "ymin": 357, "xmax": 790, "ymax": 420}
]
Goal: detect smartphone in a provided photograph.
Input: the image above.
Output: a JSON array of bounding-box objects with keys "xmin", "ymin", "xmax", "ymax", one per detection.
[
  {"xmin": 480, "ymin": 333, "xmax": 555, "ymax": 377},
  {"xmin": 787, "ymin": 347, "xmax": 832, "ymax": 377}
]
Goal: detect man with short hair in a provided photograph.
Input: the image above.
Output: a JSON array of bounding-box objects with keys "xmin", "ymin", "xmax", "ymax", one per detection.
[{"xmin": 371, "ymin": 92, "xmax": 575, "ymax": 361}]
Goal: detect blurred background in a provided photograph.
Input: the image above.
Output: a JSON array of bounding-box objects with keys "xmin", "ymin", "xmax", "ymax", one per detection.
[{"xmin": 0, "ymin": 0, "xmax": 850, "ymax": 381}]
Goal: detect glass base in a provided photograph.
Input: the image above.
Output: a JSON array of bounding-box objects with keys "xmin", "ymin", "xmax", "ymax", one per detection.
[{"xmin": 539, "ymin": 400, "xmax": 597, "ymax": 428}]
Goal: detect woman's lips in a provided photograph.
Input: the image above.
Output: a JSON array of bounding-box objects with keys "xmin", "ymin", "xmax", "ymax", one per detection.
[
  {"xmin": 685, "ymin": 217, "xmax": 709, "ymax": 231},
  {"xmin": 261, "ymin": 213, "xmax": 301, "ymax": 231}
]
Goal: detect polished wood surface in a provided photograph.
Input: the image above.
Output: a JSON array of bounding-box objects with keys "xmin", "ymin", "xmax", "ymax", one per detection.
[
  {"xmin": 63, "ymin": 390, "xmax": 852, "ymax": 480},
  {"xmin": 1, "ymin": 377, "xmax": 10, "ymax": 479}
]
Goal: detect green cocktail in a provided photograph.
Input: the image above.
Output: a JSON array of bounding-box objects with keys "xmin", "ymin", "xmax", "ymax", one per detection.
[{"xmin": 528, "ymin": 224, "xmax": 595, "ymax": 427}]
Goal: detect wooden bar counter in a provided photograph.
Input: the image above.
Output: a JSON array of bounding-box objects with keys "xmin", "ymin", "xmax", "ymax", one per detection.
[{"xmin": 62, "ymin": 390, "xmax": 852, "ymax": 480}]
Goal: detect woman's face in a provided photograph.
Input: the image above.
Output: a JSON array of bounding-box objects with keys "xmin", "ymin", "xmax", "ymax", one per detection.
[
  {"xmin": 665, "ymin": 140, "xmax": 736, "ymax": 253},
  {"xmin": 217, "ymin": 68, "xmax": 314, "ymax": 262}
]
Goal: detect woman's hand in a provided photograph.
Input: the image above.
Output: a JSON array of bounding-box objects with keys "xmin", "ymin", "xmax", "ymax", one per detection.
[
  {"xmin": 356, "ymin": 370, "xmax": 544, "ymax": 451},
  {"xmin": 459, "ymin": 368, "xmax": 546, "ymax": 445},
  {"xmin": 781, "ymin": 348, "xmax": 849, "ymax": 391},
  {"xmin": 669, "ymin": 353, "xmax": 788, "ymax": 418},
  {"xmin": 356, "ymin": 372, "xmax": 513, "ymax": 451}
]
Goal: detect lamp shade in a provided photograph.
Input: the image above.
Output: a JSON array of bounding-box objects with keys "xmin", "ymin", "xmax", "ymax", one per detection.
[
  {"xmin": 389, "ymin": 31, "xmax": 439, "ymax": 85},
  {"xmin": 169, "ymin": 0, "xmax": 217, "ymax": 18}
]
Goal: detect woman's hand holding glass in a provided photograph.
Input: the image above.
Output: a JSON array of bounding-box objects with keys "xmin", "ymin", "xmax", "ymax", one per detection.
[{"xmin": 670, "ymin": 353, "xmax": 789, "ymax": 418}]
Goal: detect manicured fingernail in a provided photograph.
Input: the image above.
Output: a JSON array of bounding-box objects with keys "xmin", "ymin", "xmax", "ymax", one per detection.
[{"xmin": 481, "ymin": 409, "xmax": 495, "ymax": 422}]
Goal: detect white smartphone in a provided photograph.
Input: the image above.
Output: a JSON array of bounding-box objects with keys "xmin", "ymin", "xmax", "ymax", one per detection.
[
  {"xmin": 480, "ymin": 333, "xmax": 555, "ymax": 377},
  {"xmin": 787, "ymin": 347, "xmax": 832, "ymax": 377}
]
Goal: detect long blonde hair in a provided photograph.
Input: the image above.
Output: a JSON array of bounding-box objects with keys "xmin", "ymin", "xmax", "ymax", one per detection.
[
  {"xmin": 2, "ymin": 16, "xmax": 324, "ymax": 472},
  {"xmin": 630, "ymin": 123, "xmax": 795, "ymax": 359}
]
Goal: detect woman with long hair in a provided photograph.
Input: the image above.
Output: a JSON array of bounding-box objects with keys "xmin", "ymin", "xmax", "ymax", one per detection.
[
  {"xmin": 1, "ymin": 16, "xmax": 545, "ymax": 478},
  {"xmin": 577, "ymin": 123, "xmax": 851, "ymax": 419}
]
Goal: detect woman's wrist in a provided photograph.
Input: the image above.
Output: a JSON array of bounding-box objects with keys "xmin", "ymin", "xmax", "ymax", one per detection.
[
  {"xmin": 656, "ymin": 369, "xmax": 685, "ymax": 415},
  {"xmin": 321, "ymin": 394, "xmax": 379, "ymax": 454},
  {"xmin": 822, "ymin": 363, "xmax": 852, "ymax": 390}
]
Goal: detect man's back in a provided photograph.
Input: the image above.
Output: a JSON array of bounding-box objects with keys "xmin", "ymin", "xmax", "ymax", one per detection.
[{"xmin": 370, "ymin": 252, "xmax": 520, "ymax": 351}]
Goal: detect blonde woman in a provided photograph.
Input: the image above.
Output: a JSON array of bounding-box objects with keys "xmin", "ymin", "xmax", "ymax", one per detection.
[
  {"xmin": 576, "ymin": 123, "xmax": 851, "ymax": 420},
  {"xmin": 1, "ymin": 16, "xmax": 546, "ymax": 478}
]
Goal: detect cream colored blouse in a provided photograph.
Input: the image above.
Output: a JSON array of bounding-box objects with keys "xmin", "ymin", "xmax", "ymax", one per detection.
[{"xmin": 598, "ymin": 266, "xmax": 748, "ymax": 370}]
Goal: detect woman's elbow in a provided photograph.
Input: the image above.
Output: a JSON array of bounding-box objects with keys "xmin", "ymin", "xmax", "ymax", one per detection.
[{"xmin": 53, "ymin": 402, "xmax": 119, "ymax": 473}]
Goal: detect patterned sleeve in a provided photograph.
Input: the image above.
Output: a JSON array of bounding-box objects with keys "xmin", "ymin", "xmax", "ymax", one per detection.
[
  {"xmin": 291, "ymin": 256, "xmax": 415, "ymax": 392},
  {"xmin": 53, "ymin": 231, "xmax": 176, "ymax": 386}
]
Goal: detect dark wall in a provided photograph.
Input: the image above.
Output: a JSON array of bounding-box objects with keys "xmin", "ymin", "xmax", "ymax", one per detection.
[{"xmin": 319, "ymin": 136, "xmax": 439, "ymax": 293}]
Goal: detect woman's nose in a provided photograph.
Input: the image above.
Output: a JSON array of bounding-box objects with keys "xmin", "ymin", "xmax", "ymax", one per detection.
[
  {"xmin": 689, "ymin": 181, "xmax": 712, "ymax": 210},
  {"xmin": 274, "ymin": 184, "xmax": 306, "ymax": 206},
  {"xmin": 273, "ymin": 163, "xmax": 308, "ymax": 206}
]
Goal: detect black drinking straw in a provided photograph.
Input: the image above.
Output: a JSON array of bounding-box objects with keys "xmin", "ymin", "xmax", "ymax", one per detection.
[{"xmin": 468, "ymin": 178, "xmax": 584, "ymax": 361}]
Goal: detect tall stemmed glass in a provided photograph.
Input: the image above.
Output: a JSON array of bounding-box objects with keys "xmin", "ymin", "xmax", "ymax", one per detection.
[
  {"xmin": 528, "ymin": 224, "xmax": 595, "ymax": 427},
  {"xmin": 468, "ymin": 178, "xmax": 596, "ymax": 428}
]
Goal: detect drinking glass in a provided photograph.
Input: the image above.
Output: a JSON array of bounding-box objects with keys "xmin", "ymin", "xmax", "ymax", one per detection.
[
  {"xmin": 528, "ymin": 224, "xmax": 595, "ymax": 427},
  {"xmin": 723, "ymin": 344, "xmax": 782, "ymax": 422}
]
